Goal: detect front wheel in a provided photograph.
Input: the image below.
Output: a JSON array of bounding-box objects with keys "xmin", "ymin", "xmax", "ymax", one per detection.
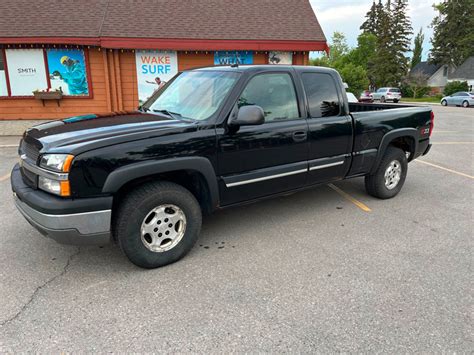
[
  {"xmin": 462, "ymin": 100, "xmax": 469, "ymax": 108},
  {"xmin": 380, "ymin": 96, "xmax": 386, "ymax": 103},
  {"xmin": 114, "ymin": 181, "xmax": 202, "ymax": 268},
  {"xmin": 365, "ymin": 146, "xmax": 407, "ymax": 199},
  {"xmin": 441, "ymin": 99, "xmax": 447, "ymax": 106}
]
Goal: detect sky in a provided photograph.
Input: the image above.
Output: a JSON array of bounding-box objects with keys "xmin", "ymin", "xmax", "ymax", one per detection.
[{"xmin": 309, "ymin": 0, "xmax": 437, "ymax": 60}]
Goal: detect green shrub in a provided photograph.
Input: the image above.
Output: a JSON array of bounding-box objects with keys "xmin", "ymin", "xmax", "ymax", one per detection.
[{"xmin": 444, "ymin": 81, "xmax": 469, "ymax": 96}]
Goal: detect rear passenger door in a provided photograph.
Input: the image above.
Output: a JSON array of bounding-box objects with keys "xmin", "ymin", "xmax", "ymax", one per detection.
[{"xmin": 301, "ymin": 72, "xmax": 352, "ymax": 185}]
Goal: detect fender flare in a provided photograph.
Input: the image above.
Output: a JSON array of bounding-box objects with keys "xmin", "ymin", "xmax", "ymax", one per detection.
[
  {"xmin": 372, "ymin": 128, "xmax": 419, "ymax": 173},
  {"xmin": 102, "ymin": 157, "xmax": 219, "ymax": 209}
]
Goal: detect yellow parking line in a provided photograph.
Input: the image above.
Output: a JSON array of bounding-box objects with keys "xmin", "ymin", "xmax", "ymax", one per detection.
[
  {"xmin": 0, "ymin": 173, "xmax": 11, "ymax": 182},
  {"xmin": 416, "ymin": 160, "xmax": 474, "ymax": 179},
  {"xmin": 328, "ymin": 183, "xmax": 372, "ymax": 212}
]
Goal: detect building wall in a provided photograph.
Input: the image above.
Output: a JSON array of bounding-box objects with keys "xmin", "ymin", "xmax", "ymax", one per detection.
[{"xmin": 0, "ymin": 49, "xmax": 308, "ymax": 121}]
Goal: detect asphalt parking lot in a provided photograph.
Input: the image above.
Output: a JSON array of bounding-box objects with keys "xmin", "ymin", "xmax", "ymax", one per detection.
[{"xmin": 0, "ymin": 105, "xmax": 472, "ymax": 352}]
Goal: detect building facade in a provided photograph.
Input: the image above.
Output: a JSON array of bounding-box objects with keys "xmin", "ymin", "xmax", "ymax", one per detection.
[{"xmin": 0, "ymin": 0, "xmax": 327, "ymax": 123}]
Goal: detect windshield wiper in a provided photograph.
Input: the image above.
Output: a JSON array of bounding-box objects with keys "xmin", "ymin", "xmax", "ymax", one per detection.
[{"xmin": 152, "ymin": 109, "xmax": 183, "ymax": 121}]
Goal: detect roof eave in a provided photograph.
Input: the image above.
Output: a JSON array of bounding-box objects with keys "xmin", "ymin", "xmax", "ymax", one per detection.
[{"xmin": 0, "ymin": 37, "xmax": 328, "ymax": 52}]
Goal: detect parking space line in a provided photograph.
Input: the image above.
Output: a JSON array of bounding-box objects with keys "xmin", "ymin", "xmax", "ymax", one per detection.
[
  {"xmin": 433, "ymin": 142, "xmax": 474, "ymax": 145},
  {"xmin": 416, "ymin": 160, "xmax": 474, "ymax": 179},
  {"xmin": 328, "ymin": 183, "xmax": 372, "ymax": 212},
  {"xmin": 0, "ymin": 173, "xmax": 11, "ymax": 182}
]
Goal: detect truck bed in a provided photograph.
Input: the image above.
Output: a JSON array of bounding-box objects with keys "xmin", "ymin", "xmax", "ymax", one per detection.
[{"xmin": 349, "ymin": 102, "xmax": 423, "ymax": 112}]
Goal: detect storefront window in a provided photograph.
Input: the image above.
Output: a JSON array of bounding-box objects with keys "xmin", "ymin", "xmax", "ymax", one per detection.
[{"xmin": 0, "ymin": 48, "xmax": 90, "ymax": 97}]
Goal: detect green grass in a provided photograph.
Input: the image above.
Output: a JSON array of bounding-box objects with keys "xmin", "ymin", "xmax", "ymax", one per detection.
[{"xmin": 400, "ymin": 97, "xmax": 441, "ymax": 103}]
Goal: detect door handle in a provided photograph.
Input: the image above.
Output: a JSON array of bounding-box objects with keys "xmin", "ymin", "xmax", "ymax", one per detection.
[{"xmin": 292, "ymin": 131, "xmax": 307, "ymax": 142}]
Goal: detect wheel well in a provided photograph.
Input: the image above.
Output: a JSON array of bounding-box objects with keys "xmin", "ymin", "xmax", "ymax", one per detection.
[
  {"xmin": 389, "ymin": 136, "xmax": 415, "ymax": 160},
  {"xmin": 112, "ymin": 170, "xmax": 213, "ymax": 217}
]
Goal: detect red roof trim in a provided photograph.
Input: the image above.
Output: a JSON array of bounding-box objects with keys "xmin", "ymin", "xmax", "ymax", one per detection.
[{"xmin": 0, "ymin": 37, "xmax": 328, "ymax": 51}]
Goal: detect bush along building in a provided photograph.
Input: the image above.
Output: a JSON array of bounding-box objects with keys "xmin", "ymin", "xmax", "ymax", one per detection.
[{"xmin": 0, "ymin": 0, "xmax": 328, "ymax": 130}]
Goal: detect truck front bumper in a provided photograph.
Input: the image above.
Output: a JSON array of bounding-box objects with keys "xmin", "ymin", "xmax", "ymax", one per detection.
[{"xmin": 11, "ymin": 164, "xmax": 112, "ymax": 245}]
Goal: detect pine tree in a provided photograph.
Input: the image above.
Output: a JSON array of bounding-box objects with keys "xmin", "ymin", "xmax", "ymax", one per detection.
[
  {"xmin": 410, "ymin": 28, "xmax": 424, "ymax": 69},
  {"xmin": 360, "ymin": 1, "xmax": 377, "ymax": 34},
  {"xmin": 389, "ymin": 0, "xmax": 413, "ymax": 80},
  {"xmin": 430, "ymin": 0, "xmax": 474, "ymax": 67}
]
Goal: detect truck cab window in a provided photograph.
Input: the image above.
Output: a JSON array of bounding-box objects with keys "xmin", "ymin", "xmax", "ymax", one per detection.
[
  {"xmin": 238, "ymin": 73, "xmax": 299, "ymax": 122},
  {"xmin": 302, "ymin": 73, "xmax": 340, "ymax": 118}
]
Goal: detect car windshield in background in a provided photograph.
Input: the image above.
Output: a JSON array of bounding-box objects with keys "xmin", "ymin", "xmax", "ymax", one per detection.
[
  {"xmin": 148, "ymin": 71, "xmax": 240, "ymax": 121},
  {"xmin": 389, "ymin": 89, "xmax": 400, "ymax": 92}
]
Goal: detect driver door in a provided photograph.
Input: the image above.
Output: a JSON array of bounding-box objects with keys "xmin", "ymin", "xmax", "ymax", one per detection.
[{"xmin": 217, "ymin": 71, "xmax": 309, "ymax": 206}]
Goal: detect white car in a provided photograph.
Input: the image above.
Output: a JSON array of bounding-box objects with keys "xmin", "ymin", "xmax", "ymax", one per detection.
[
  {"xmin": 372, "ymin": 87, "xmax": 402, "ymax": 103},
  {"xmin": 346, "ymin": 92, "xmax": 359, "ymax": 103}
]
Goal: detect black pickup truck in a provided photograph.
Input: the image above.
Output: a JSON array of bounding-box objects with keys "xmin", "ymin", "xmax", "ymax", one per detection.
[{"xmin": 11, "ymin": 65, "xmax": 433, "ymax": 268}]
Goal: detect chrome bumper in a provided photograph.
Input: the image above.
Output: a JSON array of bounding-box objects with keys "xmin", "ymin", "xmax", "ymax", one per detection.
[{"xmin": 14, "ymin": 194, "xmax": 111, "ymax": 245}]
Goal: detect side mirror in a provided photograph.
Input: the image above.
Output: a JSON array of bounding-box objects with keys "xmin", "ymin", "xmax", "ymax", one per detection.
[{"xmin": 229, "ymin": 105, "xmax": 265, "ymax": 126}]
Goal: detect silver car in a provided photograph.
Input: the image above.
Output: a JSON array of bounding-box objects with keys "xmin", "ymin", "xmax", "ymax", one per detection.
[
  {"xmin": 441, "ymin": 92, "xmax": 474, "ymax": 108},
  {"xmin": 372, "ymin": 87, "xmax": 402, "ymax": 103}
]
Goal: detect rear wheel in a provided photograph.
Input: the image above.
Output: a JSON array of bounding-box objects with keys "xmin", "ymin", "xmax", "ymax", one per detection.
[
  {"xmin": 441, "ymin": 99, "xmax": 447, "ymax": 106},
  {"xmin": 115, "ymin": 181, "xmax": 202, "ymax": 268},
  {"xmin": 365, "ymin": 146, "xmax": 407, "ymax": 199},
  {"xmin": 462, "ymin": 100, "xmax": 469, "ymax": 108}
]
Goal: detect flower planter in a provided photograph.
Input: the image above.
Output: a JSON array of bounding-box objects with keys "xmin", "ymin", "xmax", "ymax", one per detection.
[{"xmin": 34, "ymin": 91, "xmax": 63, "ymax": 106}]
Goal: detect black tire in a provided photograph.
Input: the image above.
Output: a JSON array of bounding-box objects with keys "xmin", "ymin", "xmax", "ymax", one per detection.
[
  {"xmin": 441, "ymin": 99, "xmax": 447, "ymax": 106},
  {"xmin": 393, "ymin": 99, "xmax": 399, "ymax": 103},
  {"xmin": 380, "ymin": 96, "xmax": 386, "ymax": 103},
  {"xmin": 365, "ymin": 146, "xmax": 407, "ymax": 199},
  {"xmin": 462, "ymin": 100, "xmax": 469, "ymax": 108},
  {"xmin": 114, "ymin": 181, "xmax": 202, "ymax": 268}
]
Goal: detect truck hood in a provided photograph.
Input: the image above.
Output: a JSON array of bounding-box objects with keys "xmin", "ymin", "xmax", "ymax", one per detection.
[{"xmin": 23, "ymin": 111, "xmax": 198, "ymax": 154}]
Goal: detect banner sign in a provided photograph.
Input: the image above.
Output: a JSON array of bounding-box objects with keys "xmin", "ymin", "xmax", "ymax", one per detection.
[
  {"xmin": 46, "ymin": 49, "xmax": 89, "ymax": 96},
  {"xmin": 214, "ymin": 51, "xmax": 254, "ymax": 66},
  {"xmin": 135, "ymin": 50, "xmax": 178, "ymax": 103},
  {"xmin": 0, "ymin": 54, "xmax": 7, "ymax": 96},
  {"xmin": 5, "ymin": 49, "xmax": 48, "ymax": 96},
  {"xmin": 269, "ymin": 51, "xmax": 293, "ymax": 65}
]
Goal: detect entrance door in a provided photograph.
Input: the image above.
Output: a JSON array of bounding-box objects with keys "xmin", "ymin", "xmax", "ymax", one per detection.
[{"xmin": 217, "ymin": 71, "xmax": 309, "ymax": 205}]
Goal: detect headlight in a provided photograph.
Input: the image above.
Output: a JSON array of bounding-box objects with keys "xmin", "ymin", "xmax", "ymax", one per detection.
[
  {"xmin": 38, "ymin": 176, "xmax": 71, "ymax": 197},
  {"xmin": 38, "ymin": 154, "xmax": 74, "ymax": 196},
  {"xmin": 40, "ymin": 154, "xmax": 74, "ymax": 173}
]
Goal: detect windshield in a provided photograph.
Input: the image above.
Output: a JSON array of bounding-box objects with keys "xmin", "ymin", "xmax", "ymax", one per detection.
[
  {"xmin": 389, "ymin": 88, "xmax": 401, "ymax": 93},
  {"xmin": 147, "ymin": 70, "xmax": 240, "ymax": 121}
]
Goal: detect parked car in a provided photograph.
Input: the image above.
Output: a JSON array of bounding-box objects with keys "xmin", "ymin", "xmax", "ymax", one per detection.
[
  {"xmin": 372, "ymin": 87, "xmax": 402, "ymax": 103},
  {"xmin": 11, "ymin": 65, "xmax": 434, "ymax": 268},
  {"xmin": 346, "ymin": 92, "xmax": 359, "ymax": 103},
  {"xmin": 359, "ymin": 90, "xmax": 374, "ymax": 102},
  {"xmin": 440, "ymin": 92, "xmax": 474, "ymax": 107}
]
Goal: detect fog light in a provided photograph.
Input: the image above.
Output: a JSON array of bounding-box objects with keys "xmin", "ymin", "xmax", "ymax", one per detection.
[{"xmin": 38, "ymin": 176, "xmax": 70, "ymax": 197}]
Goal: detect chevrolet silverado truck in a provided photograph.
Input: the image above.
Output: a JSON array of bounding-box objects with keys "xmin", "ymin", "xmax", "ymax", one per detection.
[{"xmin": 11, "ymin": 65, "xmax": 433, "ymax": 268}]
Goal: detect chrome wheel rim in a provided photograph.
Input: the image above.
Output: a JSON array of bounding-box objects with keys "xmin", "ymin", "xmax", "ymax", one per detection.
[
  {"xmin": 140, "ymin": 204, "xmax": 187, "ymax": 253},
  {"xmin": 384, "ymin": 160, "xmax": 402, "ymax": 190},
  {"xmin": 463, "ymin": 101, "xmax": 468, "ymax": 107}
]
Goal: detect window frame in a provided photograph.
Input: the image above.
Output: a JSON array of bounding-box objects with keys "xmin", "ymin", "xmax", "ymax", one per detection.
[
  {"xmin": 235, "ymin": 71, "xmax": 302, "ymax": 123},
  {"xmin": 0, "ymin": 48, "xmax": 93, "ymax": 99},
  {"xmin": 301, "ymin": 71, "xmax": 343, "ymax": 119}
]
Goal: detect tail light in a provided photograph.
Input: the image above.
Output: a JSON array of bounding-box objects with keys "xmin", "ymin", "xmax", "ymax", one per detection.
[{"xmin": 429, "ymin": 111, "xmax": 434, "ymax": 137}]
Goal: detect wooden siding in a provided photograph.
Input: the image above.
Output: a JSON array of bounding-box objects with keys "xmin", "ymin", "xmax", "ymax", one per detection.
[{"xmin": 0, "ymin": 50, "xmax": 309, "ymax": 120}]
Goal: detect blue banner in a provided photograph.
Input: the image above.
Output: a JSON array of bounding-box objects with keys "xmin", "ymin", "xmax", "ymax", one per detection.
[{"xmin": 214, "ymin": 51, "xmax": 254, "ymax": 66}]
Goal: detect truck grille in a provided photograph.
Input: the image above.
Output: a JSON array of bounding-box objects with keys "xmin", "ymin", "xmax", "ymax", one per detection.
[
  {"xmin": 20, "ymin": 140, "xmax": 40, "ymax": 163},
  {"xmin": 19, "ymin": 140, "xmax": 40, "ymax": 189}
]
